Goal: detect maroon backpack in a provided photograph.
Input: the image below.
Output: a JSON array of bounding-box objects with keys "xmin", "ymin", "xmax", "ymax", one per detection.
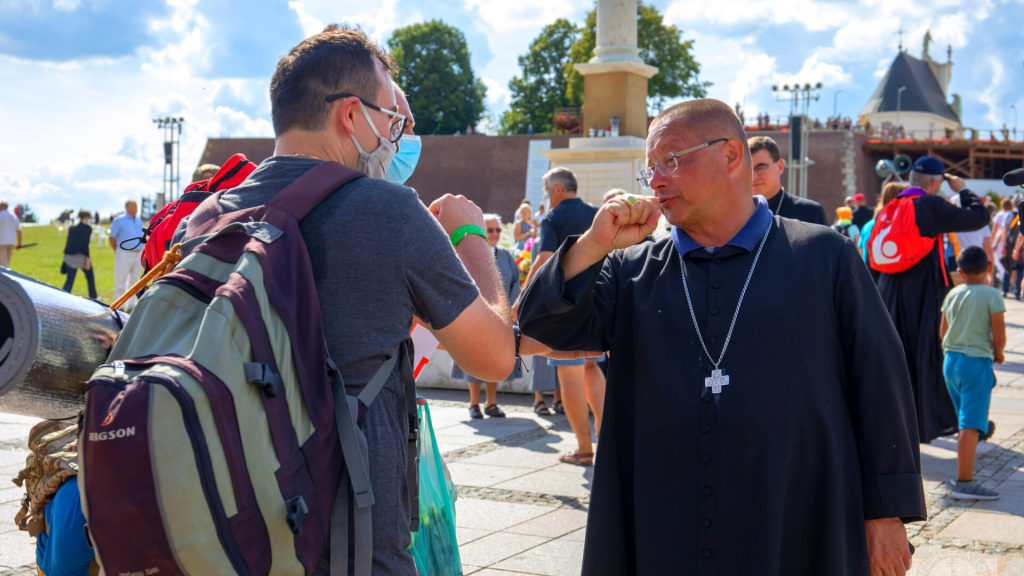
[{"xmin": 80, "ymin": 162, "xmax": 419, "ymax": 575}]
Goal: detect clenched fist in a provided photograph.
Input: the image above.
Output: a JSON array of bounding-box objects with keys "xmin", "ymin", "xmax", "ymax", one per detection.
[
  {"xmin": 428, "ymin": 194, "xmax": 486, "ymax": 235},
  {"xmin": 582, "ymin": 195, "xmax": 662, "ymax": 256}
]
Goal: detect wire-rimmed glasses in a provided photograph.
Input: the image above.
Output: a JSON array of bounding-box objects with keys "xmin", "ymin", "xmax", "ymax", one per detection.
[
  {"xmin": 636, "ymin": 138, "xmax": 729, "ymax": 188},
  {"xmin": 324, "ymin": 93, "xmax": 407, "ymax": 144}
]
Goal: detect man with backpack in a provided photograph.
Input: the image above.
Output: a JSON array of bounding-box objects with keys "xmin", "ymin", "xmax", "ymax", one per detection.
[
  {"xmin": 873, "ymin": 156, "xmax": 991, "ymax": 444},
  {"xmin": 85, "ymin": 25, "xmax": 522, "ymax": 576}
]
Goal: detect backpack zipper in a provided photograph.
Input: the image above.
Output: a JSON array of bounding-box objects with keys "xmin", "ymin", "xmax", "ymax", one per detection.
[
  {"xmin": 133, "ymin": 373, "xmax": 250, "ymax": 576},
  {"xmin": 153, "ymin": 277, "xmax": 213, "ymax": 304}
]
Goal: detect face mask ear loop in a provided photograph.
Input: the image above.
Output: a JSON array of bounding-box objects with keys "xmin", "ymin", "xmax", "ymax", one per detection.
[{"xmin": 359, "ymin": 101, "xmax": 385, "ymax": 140}]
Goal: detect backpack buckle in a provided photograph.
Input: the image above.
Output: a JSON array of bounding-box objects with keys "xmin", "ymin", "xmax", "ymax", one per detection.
[
  {"xmin": 244, "ymin": 363, "xmax": 281, "ymax": 397},
  {"xmin": 285, "ymin": 495, "xmax": 308, "ymax": 536}
]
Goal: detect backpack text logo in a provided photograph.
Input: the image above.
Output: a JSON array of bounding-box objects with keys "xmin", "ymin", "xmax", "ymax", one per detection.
[{"xmin": 89, "ymin": 427, "xmax": 136, "ymax": 441}]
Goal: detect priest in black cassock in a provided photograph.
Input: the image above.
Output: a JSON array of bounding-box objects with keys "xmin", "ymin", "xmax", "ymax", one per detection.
[
  {"xmin": 518, "ymin": 99, "xmax": 925, "ymax": 576},
  {"xmin": 876, "ymin": 157, "xmax": 991, "ymax": 443},
  {"xmin": 748, "ymin": 135, "xmax": 828, "ymax": 225}
]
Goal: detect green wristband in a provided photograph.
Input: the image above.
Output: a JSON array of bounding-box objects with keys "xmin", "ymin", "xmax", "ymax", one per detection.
[{"xmin": 450, "ymin": 224, "xmax": 487, "ymax": 248}]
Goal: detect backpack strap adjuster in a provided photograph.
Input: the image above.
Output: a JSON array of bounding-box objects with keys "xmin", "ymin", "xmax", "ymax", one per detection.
[
  {"xmin": 285, "ymin": 495, "xmax": 308, "ymax": 536},
  {"xmin": 244, "ymin": 362, "xmax": 282, "ymax": 397}
]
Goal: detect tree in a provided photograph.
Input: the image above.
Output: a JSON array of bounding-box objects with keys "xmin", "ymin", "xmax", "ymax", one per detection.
[
  {"xmin": 566, "ymin": 2, "xmax": 709, "ymax": 112},
  {"xmin": 499, "ymin": 19, "xmax": 581, "ymax": 135},
  {"xmin": 389, "ymin": 21, "xmax": 486, "ymax": 135}
]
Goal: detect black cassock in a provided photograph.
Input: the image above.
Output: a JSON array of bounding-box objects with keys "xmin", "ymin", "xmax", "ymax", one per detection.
[
  {"xmin": 519, "ymin": 208, "xmax": 926, "ymax": 576},
  {"xmin": 765, "ymin": 187, "xmax": 828, "ymax": 226},
  {"xmin": 876, "ymin": 189, "xmax": 990, "ymax": 443}
]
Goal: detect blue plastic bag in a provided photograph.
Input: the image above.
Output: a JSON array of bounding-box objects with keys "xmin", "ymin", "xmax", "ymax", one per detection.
[{"xmin": 407, "ymin": 400, "xmax": 462, "ymax": 575}]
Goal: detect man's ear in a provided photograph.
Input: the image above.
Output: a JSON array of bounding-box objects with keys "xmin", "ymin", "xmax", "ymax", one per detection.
[
  {"xmin": 334, "ymin": 97, "xmax": 360, "ymax": 137},
  {"xmin": 776, "ymin": 158, "xmax": 785, "ymax": 176}
]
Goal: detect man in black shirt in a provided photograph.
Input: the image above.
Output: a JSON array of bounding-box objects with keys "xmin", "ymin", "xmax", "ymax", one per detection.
[
  {"xmin": 852, "ymin": 193, "xmax": 873, "ymax": 228},
  {"xmin": 748, "ymin": 136, "xmax": 828, "ymax": 225},
  {"xmin": 522, "ymin": 167, "xmax": 605, "ymax": 465},
  {"xmin": 520, "ymin": 99, "xmax": 923, "ymax": 575}
]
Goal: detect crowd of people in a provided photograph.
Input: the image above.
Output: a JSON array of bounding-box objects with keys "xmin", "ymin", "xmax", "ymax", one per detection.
[{"xmin": 18, "ymin": 23, "xmax": 1023, "ymax": 576}]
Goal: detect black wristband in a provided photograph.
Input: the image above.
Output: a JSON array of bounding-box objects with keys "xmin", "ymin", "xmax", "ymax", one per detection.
[{"xmin": 513, "ymin": 324, "xmax": 521, "ymax": 358}]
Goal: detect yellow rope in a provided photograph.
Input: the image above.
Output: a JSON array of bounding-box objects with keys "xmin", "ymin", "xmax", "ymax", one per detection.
[{"xmin": 110, "ymin": 243, "xmax": 183, "ymax": 312}]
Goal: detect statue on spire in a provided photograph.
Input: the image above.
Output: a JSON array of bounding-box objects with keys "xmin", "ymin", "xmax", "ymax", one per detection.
[{"xmin": 923, "ymin": 30, "xmax": 933, "ymax": 61}]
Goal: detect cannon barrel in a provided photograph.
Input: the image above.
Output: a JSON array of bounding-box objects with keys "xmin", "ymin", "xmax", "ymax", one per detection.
[{"xmin": 0, "ymin": 269, "xmax": 126, "ymax": 418}]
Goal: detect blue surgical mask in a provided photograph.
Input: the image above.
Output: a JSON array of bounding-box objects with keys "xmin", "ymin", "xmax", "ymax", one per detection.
[{"xmin": 385, "ymin": 135, "xmax": 421, "ymax": 184}]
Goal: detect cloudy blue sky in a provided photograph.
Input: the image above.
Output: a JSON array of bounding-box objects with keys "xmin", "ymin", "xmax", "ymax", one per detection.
[{"xmin": 1, "ymin": 0, "xmax": 1021, "ymax": 220}]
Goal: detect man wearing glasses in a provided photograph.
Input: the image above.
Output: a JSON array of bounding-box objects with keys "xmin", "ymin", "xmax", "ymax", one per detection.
[
  {"xmin": 175, "ymin": 25, "xmax": 517, "ymax": 575},
  {"xmin": 748, "ymin": 136, "xmax": 828, "ymax": 225},
  {"xmin": 519, "ymin": 98, "xmax": 924, "ymax": 575}
]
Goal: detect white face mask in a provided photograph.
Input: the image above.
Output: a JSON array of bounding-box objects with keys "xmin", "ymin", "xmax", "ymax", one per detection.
[{"xmin": 348, "ymin": 101, "xmax": 396, "ymax": 179}]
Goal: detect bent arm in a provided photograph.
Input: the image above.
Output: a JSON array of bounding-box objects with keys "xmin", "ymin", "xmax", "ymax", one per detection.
[
  {"xmin": 929, "ymin": 190, "xmax": 991, "ymax": 235},
  {"xmin": 519, "ymin": 236, "xmax": 616, "ymax": 353},
  {"xmin": 514, "ymin": 221, "xmax": 530, "ymax": 241},
  {"xmin": 434, "ymin": 235, "xmax": 514, "ymax": 381},
  {"xmin": 109, "ymin": 236, "xmax": 117, "ymax": 251}
]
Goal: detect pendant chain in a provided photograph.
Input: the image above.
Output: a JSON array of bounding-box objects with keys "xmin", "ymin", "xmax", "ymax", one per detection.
[
  {"xmin": 773, "ymin": 190, "xmax": 784, "ymax": 216},
  {"xmin": 679, "ymin": 223, "xmax": 772, "ymax": 372},
  {"xmin": 287, "ymin": 153, "xmax": 325, "ymax": 161}
]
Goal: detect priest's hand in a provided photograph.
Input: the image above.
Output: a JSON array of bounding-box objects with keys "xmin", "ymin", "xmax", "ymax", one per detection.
[
  {"xmin": 587, "ymin": 195, "xmax": 662, "ymax": 252},
  {"xmin": 865, "ymin": 518, "xmax": 912, "ymax": 576},
  {"xmin": 561, "ymin": 195, "xmax": 661, "ymax": 281}
]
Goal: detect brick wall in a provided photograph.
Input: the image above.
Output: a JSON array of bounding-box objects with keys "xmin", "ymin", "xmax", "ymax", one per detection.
[{"xmin": 404, "ymin": 134, "xmax": 571, "ymax": 222}]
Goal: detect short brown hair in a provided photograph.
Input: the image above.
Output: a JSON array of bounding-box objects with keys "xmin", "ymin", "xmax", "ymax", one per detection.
[
  {"xmin": 748, "ymin": 136, "xmax": 781, "ymax": 162},
  {"xmin": 1003, "ymin": 199, "xmax": 1014, "ymax": 210},
  {"xmin": 78, "ymin": 210, "xmax": 91, "ymax": 221},
  {"xmin": 270, "ymin": 24, "xmax": 395, "ymax": 136}
]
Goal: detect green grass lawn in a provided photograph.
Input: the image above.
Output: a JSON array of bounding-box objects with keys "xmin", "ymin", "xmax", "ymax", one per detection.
[{"xmin": 8, "ymin": 224, "xmax": 118, "ymax": 302}]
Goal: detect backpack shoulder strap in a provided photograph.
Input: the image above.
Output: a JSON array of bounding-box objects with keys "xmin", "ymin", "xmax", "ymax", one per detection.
[
  {"xmin": 184, "ymin": 191, "xmax": 225, "ymax": 240},
  {"xmin": 266, "ymin": 161, "xmax": 365, "ymax": 222}
]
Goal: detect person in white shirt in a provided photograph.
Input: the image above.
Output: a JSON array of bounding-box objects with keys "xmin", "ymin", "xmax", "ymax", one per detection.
[
  {"xmin": 992, "ymin": 199, "xmax": 1016, "ymax": 287},
  {"xmin": 0, "ymin": 202, "xmax": 22, "ymax": 267},
  {"xmin": 956, "ymin": 219, "xmax": 994, "ymax": 284},
  {"xmin": 108, "ymin": 200, "xmax": 144, "ymax": 310}
]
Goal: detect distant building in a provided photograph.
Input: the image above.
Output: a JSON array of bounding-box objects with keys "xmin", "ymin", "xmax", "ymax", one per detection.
[{"xmin": 860, "ymin": 31, "xmax": 963, "ymax": 140}]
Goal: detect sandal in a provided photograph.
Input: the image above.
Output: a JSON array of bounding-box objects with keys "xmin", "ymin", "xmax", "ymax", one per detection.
[
  {"xmin": 533, "ymin": 401, "xmax": 552, "ymax": 416},
  {"xmin": 559, "ymin": 450, "xmax": 594, "ymax": 466},
  {"xmin": 484, "ymin": 404, "xmax": 506, "ymax": 418},
  {"xmin": 552, "ymin": 400, "xmax": 565, "ymax": 414}
]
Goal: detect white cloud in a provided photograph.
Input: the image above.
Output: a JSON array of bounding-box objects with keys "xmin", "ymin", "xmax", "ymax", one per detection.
[
  {"xmin": 52, "ymin": 0, "xmax": 82, "ymax": 12},
  {"xmin": 976, "ymin": 56, "xmax": 1006, "ymax": 126},
  {"xmin": 666, "ymin": 0, "xmax": 848, "ymax": 32},
  {"xmin": 464, "ymin": 0, "xmax": 578, "ymax": 32},
  {"xmin": 480, "ymin": 76, "xmax": 510, "ymax": 106},
  {"xmin": 289, "ymin": 1, "xmax": 325, "ymax": 38}
]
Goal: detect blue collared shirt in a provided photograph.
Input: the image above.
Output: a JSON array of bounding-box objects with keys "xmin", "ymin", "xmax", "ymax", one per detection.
[
  {"xmin": 109, "ymin": 213, "xmax": 145, "ymax": 251},
  {"xmin": 670, "ymin": 195, "xmax": 773, "ymax": 256}
]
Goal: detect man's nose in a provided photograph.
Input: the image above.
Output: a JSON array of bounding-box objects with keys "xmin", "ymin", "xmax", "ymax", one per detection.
[{"xmin": 649, "ymin": 169, "xmax": 670, "ymax": 191}]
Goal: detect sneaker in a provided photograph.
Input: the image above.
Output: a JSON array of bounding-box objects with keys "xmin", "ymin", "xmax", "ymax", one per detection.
[
  {"xmin": 951, "ymin": 480, "xmax": 999, "ymax": 500},
  {"xmin": 469, "ymin": 405, "xmax": 483, "ymax": 419},
  {"xmin": 979, "ymin": 420, "xmax": 996, "ymax": 443}
]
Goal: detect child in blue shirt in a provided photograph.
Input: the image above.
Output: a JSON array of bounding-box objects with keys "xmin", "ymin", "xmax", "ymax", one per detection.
[{"xmin": 940, "ymin": 246, "xmax": 1006, "ymax": 500}]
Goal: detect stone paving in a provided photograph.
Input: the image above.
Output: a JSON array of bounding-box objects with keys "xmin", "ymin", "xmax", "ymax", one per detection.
[{"xmin": 2, "ymin": 302, "xmax": 1024, "ymax": 575}]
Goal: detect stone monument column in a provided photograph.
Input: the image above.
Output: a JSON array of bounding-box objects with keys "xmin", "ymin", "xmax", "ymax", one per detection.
[{"xmin": 574, "ymin": 0, "xmax": 658, "ymax": 138}]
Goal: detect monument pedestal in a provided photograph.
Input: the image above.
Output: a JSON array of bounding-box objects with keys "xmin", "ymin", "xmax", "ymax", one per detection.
[
  {"xmin": 542, "ymin": 136, "xmax": 647, "ymax": 205},
  {"xmin": 575, "ymin": 60, "xmax": 658, "ymax": 138}
]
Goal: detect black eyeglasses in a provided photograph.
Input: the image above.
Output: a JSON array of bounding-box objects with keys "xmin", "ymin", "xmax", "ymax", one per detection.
[
  {"xmin": 486, "ymin": 228, "xmax": 502, "ymax": 234},
  {"xmin": 325, "ymin": 93, "xmax": 407, "ymax": 144}
]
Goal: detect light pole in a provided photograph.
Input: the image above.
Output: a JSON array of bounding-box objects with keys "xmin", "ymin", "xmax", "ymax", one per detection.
[
  {"xmin": 834, "ymin": 89, "xmax": 842, "ymax": 117},
  {"xmin": 895, "ymin": 86, "xmax": 907, "ymax": 136},
  {"xmin": 1013, "ymin": 104, "xmax": 1018, "ymax": 140}
]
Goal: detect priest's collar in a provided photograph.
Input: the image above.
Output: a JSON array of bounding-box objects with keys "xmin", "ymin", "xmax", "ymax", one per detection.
[{"xmin": 671, "ymin": 195, "xmax": 773, "ymax": 256}]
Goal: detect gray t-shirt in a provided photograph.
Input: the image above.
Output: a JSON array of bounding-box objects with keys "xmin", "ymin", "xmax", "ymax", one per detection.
[{"xmin": 175, "ymin": 156, "xmax": 479, "ymax": 574}]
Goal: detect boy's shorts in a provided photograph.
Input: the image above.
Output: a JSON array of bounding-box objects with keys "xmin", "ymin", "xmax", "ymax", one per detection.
[
  {"xmin": 548, "ymin": 354, "xmax": 606, "ymax": 367},
  {"xmin": 943, "ymin": 351, "xmax": 996, "ymax": 432}
]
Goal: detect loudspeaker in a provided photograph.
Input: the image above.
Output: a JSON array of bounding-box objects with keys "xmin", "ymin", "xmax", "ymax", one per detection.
[
  {"xmin": 789, "ymin": 116, "xmax": 805, "ymax": 160},
  {"xmin": 894, "ymin": 154, "xmax": 913, "ymax": 174}
]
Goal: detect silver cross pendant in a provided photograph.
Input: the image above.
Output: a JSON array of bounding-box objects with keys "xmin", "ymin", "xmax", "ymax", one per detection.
[{"xmin": 705, "ymin": 369, "xmax": 729, "ymax": 395}]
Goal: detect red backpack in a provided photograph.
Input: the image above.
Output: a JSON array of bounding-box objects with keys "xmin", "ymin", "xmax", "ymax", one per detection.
[
  {"xmin": 141, "ymin": 154, "xmax": 256, "ymax": 271},
  {"xmin": 868, "ymin": 191, "xmax": 945, "ymax": 279}
]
